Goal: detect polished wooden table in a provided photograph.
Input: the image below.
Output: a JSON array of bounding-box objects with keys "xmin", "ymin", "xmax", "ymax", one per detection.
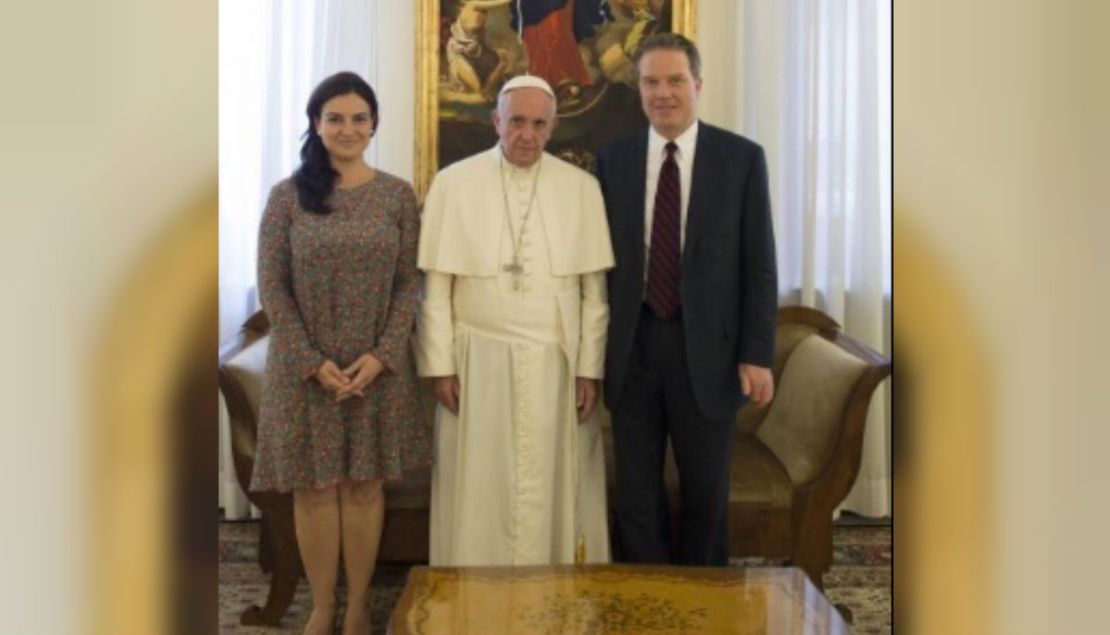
[{"xmin": 388, "ymin": 564, "xmax": 851, "ymax": 634}]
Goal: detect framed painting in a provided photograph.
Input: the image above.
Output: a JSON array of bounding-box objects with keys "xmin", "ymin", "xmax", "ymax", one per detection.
[{"xmin": 414, "ymin": 0, "xmax": 696, "ymax": 198}]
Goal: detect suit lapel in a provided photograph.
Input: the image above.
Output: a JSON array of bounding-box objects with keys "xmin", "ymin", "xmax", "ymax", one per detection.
[
  {"xmin": 627, "ymin": 130, "xmax": 649, "ymax": 284},
  {"xmin": 684, "ymin": 122, "xmax": 720, "ymax": 267}
]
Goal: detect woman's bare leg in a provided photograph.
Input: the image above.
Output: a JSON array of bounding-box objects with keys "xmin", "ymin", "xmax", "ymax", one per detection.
[
  {"xmin": 337, "ymin": 479, "xmax": 385, "ymax": 635},
  {"xmin": 293, "ymin": 486, "xmax": 340, "ymax": 635}
]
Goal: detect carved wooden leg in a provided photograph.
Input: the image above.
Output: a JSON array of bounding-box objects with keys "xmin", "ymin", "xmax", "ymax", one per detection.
[
  {"xmin": 258, "ymin": 514, "xmax": 273, "ymax": 573},
  {"xmin": 791, "ymin": 506, "xmax": 854, "ymax": 623},
  {"xmin": 791, "ymin": 503, "xmax": 834, "ymax": 589},
  {"xmin": 241, "ymin": 497, "xmax": 303, "ymax": 626}
]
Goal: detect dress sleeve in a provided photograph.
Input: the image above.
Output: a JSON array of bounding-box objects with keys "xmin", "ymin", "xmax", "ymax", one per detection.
[
  {"xmin": 257, "ymin": 183, "xmax": 325, "ymax": 380},
  {"xmin": 576, "ymin": 270, "xmax": 608, "ymax": 379},
  {"xmin": 369, "ymin": 183, "xmax": 423, "ymax": 373}
]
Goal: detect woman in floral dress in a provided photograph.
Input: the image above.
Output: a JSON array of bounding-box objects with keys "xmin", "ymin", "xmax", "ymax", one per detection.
[{"xmin": 251, "ymin": 71, "xmax": 431, "ymax": 635}]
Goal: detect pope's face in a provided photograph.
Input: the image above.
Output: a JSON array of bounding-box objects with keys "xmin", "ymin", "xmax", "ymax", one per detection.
[{"xmin": 492, "ymin": 87, "xmax": 557, "ymax": 168}]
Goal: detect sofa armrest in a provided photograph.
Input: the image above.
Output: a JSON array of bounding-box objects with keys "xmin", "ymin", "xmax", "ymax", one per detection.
[{"xmin": 218, "ymin": 313, "xmax": 270, "ymax": 495}]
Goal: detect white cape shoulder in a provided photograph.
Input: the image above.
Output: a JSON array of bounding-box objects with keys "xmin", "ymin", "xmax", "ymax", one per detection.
[{"xmin": 417, "ymin": 147, "xmax": 614, "ymax": 276}]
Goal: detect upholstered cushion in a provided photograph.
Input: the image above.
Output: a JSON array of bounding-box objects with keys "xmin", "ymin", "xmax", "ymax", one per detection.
[
  {"xmin": 736, "ymin": 323, "xmax": 817, "ymax": 436},
  {"xmin": 223, "ymin": 335, "xmax": 270, "ymax": 415},
  {"xmin": 757, "ymin": 335, "xmax": 868, "ymax": 485},
  {"xmin": 735, "ymin": 405, "xmax": 766, "ymax": 438},
  {"xmin": 729, "ymin": 437, "xmax": 793, "ymax": 507},
  {"xmin": 773, "ymin": 324, "xmax": 818, "ymax": 379}
]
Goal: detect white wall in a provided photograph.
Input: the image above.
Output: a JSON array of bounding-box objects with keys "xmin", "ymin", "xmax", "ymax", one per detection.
[
  {"xmin": 694, "ymin": 1, "xmax": 744, "ymax": 132},
  {"xmin": 371, "ymin": 2, "xmax": 417, "ymax": 182}
]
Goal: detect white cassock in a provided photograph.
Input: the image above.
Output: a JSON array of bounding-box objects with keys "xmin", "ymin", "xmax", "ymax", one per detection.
[{"xmin": 415, "ymin": 145, "xmax": 615, "ymax": 566}]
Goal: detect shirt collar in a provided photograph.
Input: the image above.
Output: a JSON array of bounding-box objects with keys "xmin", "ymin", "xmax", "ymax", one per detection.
[{"xmin": 648, "ymin": 120, "xmax": 699, "ymax": 160}]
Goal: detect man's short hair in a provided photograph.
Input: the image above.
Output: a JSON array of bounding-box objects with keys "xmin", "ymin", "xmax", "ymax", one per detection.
[{"xmin": 631, "ymin": 32, "xmax": 702, "ymax": 81}]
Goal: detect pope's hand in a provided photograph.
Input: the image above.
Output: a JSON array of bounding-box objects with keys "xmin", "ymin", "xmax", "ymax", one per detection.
[
  {"xmin": 576, "ymin": 378, "xmax": 599, "ymax": 423},
  {"xmin": 434, "ymin": 375, "xmax": 461, "ymax": 415}
]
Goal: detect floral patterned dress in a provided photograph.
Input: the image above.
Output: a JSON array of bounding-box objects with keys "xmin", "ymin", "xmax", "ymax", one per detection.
[{"xmin": 250, "ymin": 172, "xmax": 431, "ymax": 492}]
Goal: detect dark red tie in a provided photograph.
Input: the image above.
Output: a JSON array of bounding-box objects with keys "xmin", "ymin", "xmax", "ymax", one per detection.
[{"xmin": 646, "ymin": 142, "xmax": 681, "ymax": 318}]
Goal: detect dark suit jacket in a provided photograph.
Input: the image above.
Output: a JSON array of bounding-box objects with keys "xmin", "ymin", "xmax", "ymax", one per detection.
[{"xmin": 596, "ymin": 121, "xmax": 778, "ymax": 421}]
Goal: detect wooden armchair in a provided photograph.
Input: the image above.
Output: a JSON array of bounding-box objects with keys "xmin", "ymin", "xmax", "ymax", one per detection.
[
  {"xmin": 725, "ymin": 306, "xmax": 890, "ymax": 586},
  {"xmin": 599, "ymin": 306, "xmax": 890, "ymax": 588}
]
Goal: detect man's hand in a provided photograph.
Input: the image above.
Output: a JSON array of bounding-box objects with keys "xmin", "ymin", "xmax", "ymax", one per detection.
[
  {"xmin": 739, "ymin": 364, "xmax": 774, "ymax": 407},
  {"xmin": 336, "ymin": 353, "xmax": 385, "ymax": 401},
  {"xmin": 433, "ymin": 375, "xmax": 461, "ymax": 415},
  {"xmin": 576, "ymin": 378, "xmax": 599, "ymax": 422},
  {"xmin": 314, "ymin": 359, "xmax": 351, "ymax": 393}
]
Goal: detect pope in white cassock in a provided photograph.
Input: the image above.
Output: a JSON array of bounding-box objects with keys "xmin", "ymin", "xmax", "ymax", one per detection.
[{"xmin": 414, "ymin": 75, "xmax": 615, "ymax": 566}]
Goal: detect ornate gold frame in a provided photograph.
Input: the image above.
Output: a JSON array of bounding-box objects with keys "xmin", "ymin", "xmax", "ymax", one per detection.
[{"xmin": 413, "ymin": 0, "xmax": 696, "ymax": 199}]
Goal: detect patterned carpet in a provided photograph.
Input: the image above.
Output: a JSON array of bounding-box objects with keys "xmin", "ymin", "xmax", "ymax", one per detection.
[{"xmin": 219, "ymin": 522, "xmax": 890, "ymax": 634}]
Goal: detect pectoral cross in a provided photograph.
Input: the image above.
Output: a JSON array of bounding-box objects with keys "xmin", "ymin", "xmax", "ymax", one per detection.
[{"xmin": 502, "ymin": 260, "xmax": 524, "ymax": 291}]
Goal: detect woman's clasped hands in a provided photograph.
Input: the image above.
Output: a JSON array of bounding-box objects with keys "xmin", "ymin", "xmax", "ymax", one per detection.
[{"xmin": 314, "ymin": 353, "xmax": 385, "ymax": 402}]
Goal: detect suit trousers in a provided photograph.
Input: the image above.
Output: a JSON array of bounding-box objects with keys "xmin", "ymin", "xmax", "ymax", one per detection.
[{"xmin": 611, "ymin": 306, "xmax": 737, "ymax": 565}]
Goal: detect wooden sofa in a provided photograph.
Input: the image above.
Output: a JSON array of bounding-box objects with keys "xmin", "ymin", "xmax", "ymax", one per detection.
[{"xmin": 218, "ymin": 306, "xmax": 889, "ymax": 625}]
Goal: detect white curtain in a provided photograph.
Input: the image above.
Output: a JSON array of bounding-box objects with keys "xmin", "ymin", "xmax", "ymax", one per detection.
[
  {"xmin": 218, "ymin": 0, "xmax": 409, "ymax": 518},
  {"xmin": 740, "ymin": 0, "xmax": 892, "ymax": 518}
]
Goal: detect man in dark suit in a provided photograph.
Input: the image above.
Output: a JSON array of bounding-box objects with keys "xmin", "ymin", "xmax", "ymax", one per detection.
[{"xmin": 596, "ymin": 33, "xmax": 778, "ymax": 566}]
